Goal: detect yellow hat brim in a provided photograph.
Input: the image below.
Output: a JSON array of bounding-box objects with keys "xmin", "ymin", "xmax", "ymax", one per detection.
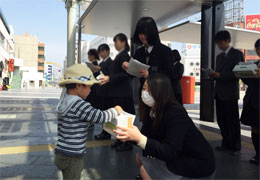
[{"xmin": 59, "ymin": 79, "xmax": 100, "ymax": 87}]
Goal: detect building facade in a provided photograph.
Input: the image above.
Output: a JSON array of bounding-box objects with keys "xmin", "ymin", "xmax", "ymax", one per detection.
[{"xmin": 0, "ymin": 9, "xmax": 14, "ymax": 88}]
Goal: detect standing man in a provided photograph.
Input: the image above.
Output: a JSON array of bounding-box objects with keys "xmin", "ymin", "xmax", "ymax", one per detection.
[
  {"xmin": 210, "ymin": 30, "xmax": 244, "ymax": 154},
  {"xmin": 95, "ymin": 44, "xmax": 113, "ymax": 140}
]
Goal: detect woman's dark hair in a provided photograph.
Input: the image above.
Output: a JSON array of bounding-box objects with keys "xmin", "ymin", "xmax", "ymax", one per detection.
[
  {"xmin": 214, "ymin": 30, "xmax": 231, "ymax": 42},
  {"xmin": 138, "ymin": 73, "xmax": 183, "ymax": 127},
  {"xmin": 172, "ymin": 49, "xmax": 181, "ymax": 62},
  {"xmin": 133, "ymin": 17, "xmax": 160, "ymax": 46},
  {"xmin": 98, "ymin": 44, "xmax": 110, "ymax": 53},
  {"xmin": 113, "ymin": 33, "xmax": 130, "ymax": 52},
  {"xmin": 88, "ymin": 49, "xmax": 100, "ymax": 60},
  {"xmin": 255, "ymin": 39, "xmax": 260, "ymax": 48}
]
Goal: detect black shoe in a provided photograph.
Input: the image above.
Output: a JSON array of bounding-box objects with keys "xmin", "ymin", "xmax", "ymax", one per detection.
[
  {"xmin": 111, "ymin": 140, "xmax": 123, "ymax": 149},
  {"xmin": 231, "ymin": 150, "xmax": 241, "ymax": 155},
  {"xmin": 250, "ymin": 155, "xmax": 260, "ymax": 165},
  {"xmin": 95, "ymin": 131, "xmax": 111, "ymax": 140},
  {"xmin": 115, "ymin": 143, "xmax": 133, "ymax": 151},
  {"xmin": 135, "ymin": 174, "xmax": 142, "ymax": 179},
  {"xmin": 215, "ymin": 146, "xmax": 229, "ymax": 152}
]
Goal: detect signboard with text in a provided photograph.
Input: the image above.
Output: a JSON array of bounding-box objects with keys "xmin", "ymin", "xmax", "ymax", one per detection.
[{"xmin": 245, "ymin": 15, "xmax": 260, "ymax": 31}]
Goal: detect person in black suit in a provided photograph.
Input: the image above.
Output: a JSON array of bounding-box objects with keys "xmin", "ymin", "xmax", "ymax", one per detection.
[
  {"xmin": 114, "ymin": 74, "xmax": 215, "ymax": 179},
  {"xmin": 209, "ymin": 30, "xmax": 244, "ymax": 154},
  {"xmin": 86, "ymin": 49, "xmax": 100, "ymax": 129},
  {"xmin": 94, "ymin": 44, "xmax": 114, "ymax": 140},
  {"xmin": 122, "ymin": 17, "xmax": 175, "ymax": 96},
  {"xmin": 171, "ymin": 49, "xmax": 184, "ymax": 105},
  {"xmin": 101, "ymin": 33, "xmax": 135, "ymax": 151},
  {"xmin": 240, "ymin": 39, "xmax": 260, "ymax": 165}
]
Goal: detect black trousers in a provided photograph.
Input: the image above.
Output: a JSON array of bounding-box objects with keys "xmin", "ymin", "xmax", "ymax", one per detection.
[{"xmin": 216, "ymin": 97, "xmax": 241, "ymax": 151}]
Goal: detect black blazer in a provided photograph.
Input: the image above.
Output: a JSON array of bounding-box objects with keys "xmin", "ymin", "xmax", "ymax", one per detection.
[
  {"xmin": 95, "ymin": 57, "xmax": 113, "ymax": 97},
  {"xmin": 242, "ymin": 60, "xmax": 260, "ymax": 109},
  {"xmin": 134, "ymin": 42, "xmax": 175, "ymax": 94},
  {"xmin": 214, "ymin": 47, "xmax": 244, "ymax": 101},
  {"xmin": 172, "ymin": 62, "xmax": 184, "ymax": 95},
  {"xmin": 141, "ymin": 106, "xmax": 215, "ymax": 178},
  {"xmin": 108, "ymin": 50, "xmax": 133, "ymax": 97}
]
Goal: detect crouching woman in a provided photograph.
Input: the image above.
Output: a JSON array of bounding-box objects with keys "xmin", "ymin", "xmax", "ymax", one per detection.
[{"xmin": 114, "ymin": 74, "xmax": 215, "ymax": 179}]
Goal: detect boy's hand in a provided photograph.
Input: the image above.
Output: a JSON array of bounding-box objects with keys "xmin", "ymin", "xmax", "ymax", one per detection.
[{"xmin": 114, "ymin": 106, "xmax": 123, "ymax": 115}]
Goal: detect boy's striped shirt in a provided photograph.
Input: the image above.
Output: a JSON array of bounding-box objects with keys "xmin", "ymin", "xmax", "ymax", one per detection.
[{"xmin": 55, "ymin": 99, "xmax": 117, "ymax": 156}]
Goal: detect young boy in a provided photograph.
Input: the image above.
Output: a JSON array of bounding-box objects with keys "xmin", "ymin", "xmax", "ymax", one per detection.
[{"xmin": 54, "ymin": 64, "xmax": 122, "ymax": 180}]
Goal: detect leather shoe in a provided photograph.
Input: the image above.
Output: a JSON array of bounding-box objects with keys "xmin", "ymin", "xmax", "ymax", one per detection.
[
  {"xmin": 135, "ymin": 174, "xmax": 142, "ymax": 179},
  {"xmin": 116, "ymin": 143, "xmax": 133, "ymax": 151},
  {"xmin": 111, "ymin": 140, "xmax": 123, "ymax": 149},
  {"xmin": 215, "ymin": 146, "xmax": 229, "ymax": 152},
  {"xmin": 95, "ymin": 131, "xmax": 111, "ymax": 140},
  {"xmin": 250, "ymin": 155, "xmax": 260, "ymax": 165}
]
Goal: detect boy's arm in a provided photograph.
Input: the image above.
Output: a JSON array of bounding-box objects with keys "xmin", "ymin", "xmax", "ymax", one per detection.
[{"xmin": 72, "ymin": 100, "xmax": 118, "ymax": 123}]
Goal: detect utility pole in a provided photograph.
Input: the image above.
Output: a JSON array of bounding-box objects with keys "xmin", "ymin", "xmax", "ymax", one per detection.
[{"xmin": 65, "ymin": 0, "xmax": 76, "ymax": 68}]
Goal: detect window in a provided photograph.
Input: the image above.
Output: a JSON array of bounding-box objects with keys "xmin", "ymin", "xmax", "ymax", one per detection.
[{"xmin": 38, "ymin": 46, "xmax": 44, "ymax": 51}]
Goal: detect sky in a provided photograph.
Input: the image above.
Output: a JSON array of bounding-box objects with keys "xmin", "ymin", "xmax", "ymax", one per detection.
[{"xmin": 0, "ymin": 0, "xmax": 259, "ymax": 64}]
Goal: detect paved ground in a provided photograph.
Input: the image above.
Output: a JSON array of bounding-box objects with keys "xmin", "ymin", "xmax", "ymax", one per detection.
[{"xmin": 0, "ymin": 88, "xmax": 259, "ymax": 180}]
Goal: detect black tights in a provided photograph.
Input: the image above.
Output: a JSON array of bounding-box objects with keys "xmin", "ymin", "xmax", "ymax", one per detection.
[{"xmin": 251, "ymin": 128, "xmax": 259, "ymax": 157}]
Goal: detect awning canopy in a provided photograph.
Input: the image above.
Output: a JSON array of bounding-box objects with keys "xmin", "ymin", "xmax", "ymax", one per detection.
[
  {"xmin": 159, "ymin": 21, "xmax": 260, "ymax": 50},
  {"xmin": 79, "ymin": 0, "xmax": 221, "ymax": 38}
]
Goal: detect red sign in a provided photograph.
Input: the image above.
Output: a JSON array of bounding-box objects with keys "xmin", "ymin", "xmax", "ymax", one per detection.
[
  {"xmin": 8, "ymin": 59, "xmax": 14, "ymax": 72},
  {"xmin": 245, "ymin": 15, "xmax": 260, "ymax": 31}
]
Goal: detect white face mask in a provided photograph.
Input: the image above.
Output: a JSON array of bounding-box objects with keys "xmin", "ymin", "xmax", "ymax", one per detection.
[{"xmin": 141, "ymin": 90, "xmax": 155, "ymax": 107}]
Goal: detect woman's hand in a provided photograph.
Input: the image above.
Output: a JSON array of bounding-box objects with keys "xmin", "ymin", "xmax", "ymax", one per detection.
[
  {"xmin": 114, "ymin": 106, "xmax": 123, "ymax": 115},
  {"xmin": 139, "ymin": 70, "xmax": 149, "ymax": 78},
  {"xmin": 122, "ymin": 61, "xmax": 129, "ymax": 71},
  {"xmin": 113, "ymin": 125, "xmax": 143, "ymax": 143},
  {"xmin": 100, "ymin": 75, "xmax": 110, "ymax": 85}
]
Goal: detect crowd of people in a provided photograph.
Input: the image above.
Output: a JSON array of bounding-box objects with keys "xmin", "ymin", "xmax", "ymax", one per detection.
[{"xmin": 54, "ymin": 16, "xmax": 260, "ymax": 180}]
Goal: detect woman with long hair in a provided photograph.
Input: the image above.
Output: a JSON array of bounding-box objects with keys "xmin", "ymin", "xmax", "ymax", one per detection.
[
  {"xmin": 114, "ymin": 74, "xmax": 215, "ymax": 179},
  {"xmin": 122, "ymin": 17, "xmax": 175, "ymax": 97},
  {"xmin": 101, "ymin": 33, "xmax": 135, "ymax": 151}
]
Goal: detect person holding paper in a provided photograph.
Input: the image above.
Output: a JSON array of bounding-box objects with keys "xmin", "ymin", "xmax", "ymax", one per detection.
[
  {"xmin": 87, "ymin": 49, "xmax": 101, "ymax": 73},
  {"xmin": 95, "ymin": 44, "xmax": 114, "ymax": 140},
  {"xmin": 210, "ymin": 30, "xmax": 244, "ymax": 154},
  {"xmin": 240, "ymin": 39, "xmax": 260, "ymax": 165},
  {"xmin": 122, "ymin": 17, "xmax": 175, "ymax": 96},
  {"xmin": 113, "ymin": 74, "xmax": 215, "ymax": 179},
  {"xmin": 100, "ymin": 33, "xmax": 135, "ymax": 151}
]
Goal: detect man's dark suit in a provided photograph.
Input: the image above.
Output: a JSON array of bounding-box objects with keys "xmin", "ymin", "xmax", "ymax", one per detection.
[{"xmin": 214, "ymin": 47, "xmax": 244, "ymax": 151}]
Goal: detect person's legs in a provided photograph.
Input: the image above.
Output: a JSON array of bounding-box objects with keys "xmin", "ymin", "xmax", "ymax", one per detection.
[
  {"xmin": 227, "ymin": 100, "xmax": 241, "ymax": 151},
  {"xmin": 55, "ymin": 153, "xmax": 84, "ymax": 180},
  {"xmin": 252, "ymin": 128, "xmax": 260, "ymax": 157},
  {"xmin": 216, "ymin": 98, "xmax": 229, "ymax": 149},
  {"xmin": 140, "ymin": 165, "xmax": 152, "ymax": 180},
  {"xmin": 62, "ymin": 156, "xmax": 84, "ymax": 180},
  {"xmin": 136, "ymin": 152, "xmax": 142, "ymax": 167}
]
